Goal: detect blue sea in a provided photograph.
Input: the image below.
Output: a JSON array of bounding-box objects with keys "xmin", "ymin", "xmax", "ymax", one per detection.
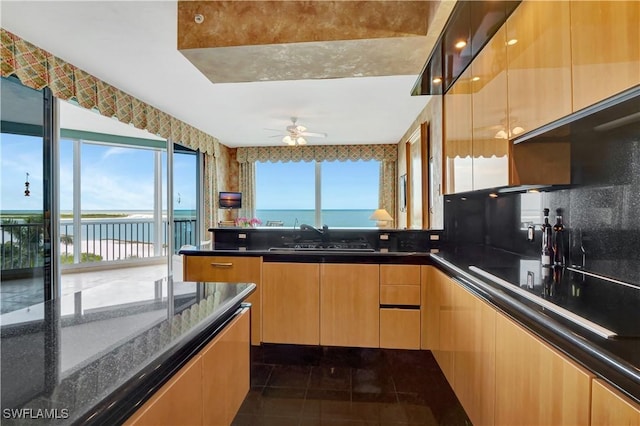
[{"xmin": 255, "ymin": 209, "xmax": 376, "ymax": 228}]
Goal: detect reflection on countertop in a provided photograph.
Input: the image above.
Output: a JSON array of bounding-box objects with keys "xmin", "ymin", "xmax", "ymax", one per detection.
[{"xmin": 0, "ymin": 278, "xmax": 255, "ymax": 425}]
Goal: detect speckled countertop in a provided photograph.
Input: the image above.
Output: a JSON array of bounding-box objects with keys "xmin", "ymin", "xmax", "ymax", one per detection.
[
  {"xmin": 0, "ymin": 279, "xmax": 255, "ymax": 425},
  {"xmin": 431, "ymin": 245, "xmax": 640, "ymax": 404}
]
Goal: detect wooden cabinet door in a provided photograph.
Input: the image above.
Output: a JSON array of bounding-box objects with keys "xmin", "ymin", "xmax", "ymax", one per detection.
[
  {"xmin": 380, "ymin": 264, "xmax": 420, "ymax": 306},
  {"xmin": 126, "ymin": 355, "xmax": 203, "ymax": 426},
  {"xmin": 591, "ymin": 379, "xmax": 640, "ymax": 426},
  {"xmin": 506, "ymin": 0, "xmax": 572, "ymax": 135},
  {"xmin": 420, "ymin": 266, "xmax": 454, "ymax": 384},
  {"xmin": 452, "ymin": 285, "xmax": 496, "ymax": 426},
  {"xmin": 320, "ymin": 264, "xmax": 379, "ymax": 348},
  {"xmin": 471, "ymin": 26, "xmax": 510, "ymax": 190},
  {"xmin": 495, "ymin": 313, "xmax": 593, "ymax": 425},
  {"xmin": 262, "ymin": 262, "xmax": 320, "ymax": 345},
  {"xmin": 571, "ymin": 1, "xmax": 640, "ymax": 111},
  {"xmin": 444, "ymin": 68, "xmax": 473, "ymax": 194},
  {"xmin": 380, "ymin": 308, "xmax": 420, "ymax": 350},
  {"xmin": 201, "ymin": 309, "xmax": 250, "ymax": 426},
  {"xmin": 183, "ymin": 256, "xmax": 262, "ymax": 345}
]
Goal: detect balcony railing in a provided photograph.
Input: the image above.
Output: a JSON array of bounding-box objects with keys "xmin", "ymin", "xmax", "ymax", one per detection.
[{"xmin": 1, "ymin": 219, "xmax": 197, "ymax": 270}]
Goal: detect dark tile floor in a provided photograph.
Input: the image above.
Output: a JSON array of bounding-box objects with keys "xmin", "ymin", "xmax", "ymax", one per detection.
[{"xmin": 232, "ymin": 344, "xmax": 471, "ymax": 426}]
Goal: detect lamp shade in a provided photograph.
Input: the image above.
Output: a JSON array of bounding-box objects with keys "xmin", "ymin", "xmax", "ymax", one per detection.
[{"xmin": 369, "ymin": 209, "xmax": 394, "ymax": 228}]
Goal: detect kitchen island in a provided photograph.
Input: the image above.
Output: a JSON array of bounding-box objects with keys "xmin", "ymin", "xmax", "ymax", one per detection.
[{"xmin": 0, "ymin": 278, "xmax": 255, "ymax": 425}]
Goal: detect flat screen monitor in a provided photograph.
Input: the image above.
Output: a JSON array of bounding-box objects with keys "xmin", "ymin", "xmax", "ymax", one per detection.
[{"xmin": 219, "ymin": 191, "xmax": 242, "ymax": 209}]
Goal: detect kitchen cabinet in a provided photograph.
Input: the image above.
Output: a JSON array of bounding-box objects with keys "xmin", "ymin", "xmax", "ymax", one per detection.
[
  {"xmin": 183, "ymin": 255, "xmax": 262, "ymax": 345},
  {"xmin": 379, "ymin": 265, "xmax": 421, "ymax": 349},
  {"xmin": 591, "ymin": 379, "xmax": 640, "ymax": 426},
  {"xmin": 452, "ymin": 284, "xmax": 496, "ymax": 426},
  {"xmin": 495, "ymin": 312, "xmax": 593, "ymax": 426},
  {"xmin": 126, "ymin": 355, "xmax": 203, "ymax": 426},
  {"xmin": 444, "ymin": 68, "xmax": 473, "ymax": 194},
  {"xmin": 421, "ymin": 266, "xmax": 454, "ymax": 383},
  {"xmin": 202, "ymin": 309, "xmax": 250, "ymax": 426},
  {"xmin": 506, "ymin": 0, "xmax": 572, "ymax": 135},
  {"xmin": 320, "ymin": 263, "xmax": 379, "ymax": 348},
  {"xmin": 571, "ymin": 1, "xmax": 640, "ymax": 111},
  {"xmin": 470, "ymin": 26, "xmax": 509, "ymax": 191},
  {"xmin": 262, "ymin": 262, "xmax": 320, "ymax": 345},
  {"xmin": 126, "ymin": 309, "xmax": 250, "ymax": 426},
  {"xmin": 380, "ymin": 308, "xmax": 420, "ymax": 350}
]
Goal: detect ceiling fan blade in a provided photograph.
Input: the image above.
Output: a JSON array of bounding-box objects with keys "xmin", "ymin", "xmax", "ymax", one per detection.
[
  {"xmin": 300, "ymin": 131, "xmax": 327, "ymax": 138},
  {"xmin": 264, "ymin": 128, "xmax": 284, "ymax": 132},
  {"xmin": 268, "ymin": 134, "xmax": 284, "ymax": 138}
]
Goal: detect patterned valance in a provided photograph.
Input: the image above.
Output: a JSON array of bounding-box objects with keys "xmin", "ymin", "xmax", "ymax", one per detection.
[
  {"xmin": 236, "ymin": 144, "xmax": 397, "ymax": 163},
  {"xmin": 1, "ymin": 28, "xmax": 218, "ymax": 156}
]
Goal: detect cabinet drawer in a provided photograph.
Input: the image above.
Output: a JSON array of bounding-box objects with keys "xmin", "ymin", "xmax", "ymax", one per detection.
[
  {"xmin": 380, "ymin": 285, "xmax": 420, "ymax": 306},
  {"xmin": 183, "ymin": 256, "xmax": 260, "ymax": 282},
  {"xmin": 380, "ymin": 308, "xmax": 421, "ymax": 350},
  {"xmin": 380, "ymin": 265, "xmax": 420, "ymax": 286}
]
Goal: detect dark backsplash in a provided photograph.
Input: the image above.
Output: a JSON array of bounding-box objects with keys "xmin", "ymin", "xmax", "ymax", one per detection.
[{"xmin": 444, "ymin": 116, "xmax": 640, "ymax": 285}]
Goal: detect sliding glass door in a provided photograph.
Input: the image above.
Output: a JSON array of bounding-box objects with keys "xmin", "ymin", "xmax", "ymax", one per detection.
[{"xmin": 1, "ymin": 76, "xmax": 54, "ymax": 313}]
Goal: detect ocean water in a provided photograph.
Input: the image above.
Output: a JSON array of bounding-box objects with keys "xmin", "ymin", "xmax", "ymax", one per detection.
[{"xmin": 255, "ymin": 209, "xmax": 376, "ymax": 228}]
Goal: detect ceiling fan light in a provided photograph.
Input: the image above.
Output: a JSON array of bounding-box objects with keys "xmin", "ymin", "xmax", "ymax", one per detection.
[
  {"xmin": 283, "ymin": 135, "xmax": 295, "ymax": 145},
  {"xmin": 297, "ymin": 137, "xmax": 307, "ymax": 145}
]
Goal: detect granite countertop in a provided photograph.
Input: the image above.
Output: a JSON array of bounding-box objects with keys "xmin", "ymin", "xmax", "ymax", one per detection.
[
  {"xmin": 180, "ymin": 248, "xmax": 432, "ymax": 264},
  {"xmin": 0, "ymin": 279, "xmax": 255, "ymax": 425},
  {"xmin": 431, "ymin": 245, "xmax": 640, "ymax": 404}
]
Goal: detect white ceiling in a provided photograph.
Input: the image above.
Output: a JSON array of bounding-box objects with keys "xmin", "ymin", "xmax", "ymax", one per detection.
[{"xmin": 1, "ymin": 1, "xmax": 437, "ymax": 148}]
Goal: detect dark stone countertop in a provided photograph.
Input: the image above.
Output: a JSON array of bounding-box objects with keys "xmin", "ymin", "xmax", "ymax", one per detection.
[
  {"xmin": 179, "ymin": 248, "xmax": 432, "ymax": 265},
  {"xmin": 0, "ymin": 279, "xmax": 255, "ymax": 425},
  {"xmin": 431, "ymin": 245, "xmax": 640, "ymax": 404}
]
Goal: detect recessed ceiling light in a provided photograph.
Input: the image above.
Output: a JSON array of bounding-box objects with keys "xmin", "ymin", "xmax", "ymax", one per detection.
[
  {"xmin": 432, "ymin": 77, "xmax": 442, "ymax": 84},
  {"xmin": 471, "ymin": 76, "xmax": 480, "ymax": 82},
  {"xmin": 507, "ymin": 38, "xmax": 518, "ymax": 46},
  {"xmin": 194, "ymin": 14, "xmax": 204, "ymax": 24},
  {"xmin": 489, "ymin": 193, "xmax": 498, "ymax": 198},
  {"xmin": 455, "ymin": 40, "xmax": 467, "ymax": 49}
]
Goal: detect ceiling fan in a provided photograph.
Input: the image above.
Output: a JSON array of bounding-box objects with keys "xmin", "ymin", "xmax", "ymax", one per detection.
[{"xmin": 266, "ymin": 117, "xmax": 327, "ymax": 146}]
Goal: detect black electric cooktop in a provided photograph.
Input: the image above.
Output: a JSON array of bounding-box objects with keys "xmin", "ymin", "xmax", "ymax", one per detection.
[{"xmin": 469, "ymin": 259, "xmax": 640, "ymax": 339}]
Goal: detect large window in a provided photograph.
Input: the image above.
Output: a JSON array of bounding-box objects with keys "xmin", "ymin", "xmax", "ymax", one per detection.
[{"xmin": 256, "ymin": 160, "xmax": 379, "ymax": 228}]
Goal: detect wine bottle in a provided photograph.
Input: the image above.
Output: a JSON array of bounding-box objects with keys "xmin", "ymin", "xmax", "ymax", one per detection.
[
  {"xmin": 553, "ymin": 208, "xmax": 565, "ymax": 265},
  {"xmin": 541, "ymin": 208, "xmax": 553, "ymax": 266}
]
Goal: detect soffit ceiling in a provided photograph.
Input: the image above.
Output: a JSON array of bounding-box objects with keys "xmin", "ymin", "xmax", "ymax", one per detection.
[{"xmin": 1, "ymin": 1, "xmax": 455, "ymax": 148}]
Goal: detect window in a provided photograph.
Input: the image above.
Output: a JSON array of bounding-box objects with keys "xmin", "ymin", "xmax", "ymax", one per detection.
[{"xmin": 256, "ymin": 160, "xmax": 380, "ymax": 228}]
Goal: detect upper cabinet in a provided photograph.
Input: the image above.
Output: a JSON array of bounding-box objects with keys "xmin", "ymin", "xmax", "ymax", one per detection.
[
  {"xmin": 506, "ymin": 0, "xmax": 573, "ymax": 136},
  {"xmin": 570, "ymin": 0, "xmax": 640, "ymax": 111},
  {"xmin": 471, "ymin": 26, "xmax": 510, "ymax": 191},
  {"xmin": 444, "ymin": 68, "xmax": 473, "ymax": 195}
]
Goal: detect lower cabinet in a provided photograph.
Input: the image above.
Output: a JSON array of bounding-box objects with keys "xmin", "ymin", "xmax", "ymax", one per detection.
[
  {"xmin": 380, "ymin": 308, "xmax": 420, "ymax": 349},
  {"xmin": 125, "ymin": 355, "xmax": 203, "ymax": 426},
  {"xmin": 202, "ymin": 309, "xmax": 251, "ymax": 426},
  {"xmin": 126, "ymin": 309, "xmax": 250, "ymax": 426},
  {"xmin": 494, "ymin": 312, "xmax": 593, "ymax": 426},
  {"xmin": 320, "ymin": 263, "xmax": 380, "ymax": 348},
  {"xmin": 183, "ymin": 256, "xmax": 262, "ymax": 345},
  {"xmin": 262, "ymin": 262, "xmax": 320, "ymax": 345},
  {"xmin": 452, "ymin": 284, "xmax": 496, "ymax": 426},
  {"xmin": 591, "ymin": 379, "xmax": 640, "ymax": 425}
]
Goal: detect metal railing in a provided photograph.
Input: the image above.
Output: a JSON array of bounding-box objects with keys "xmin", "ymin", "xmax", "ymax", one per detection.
[{"xmin": 1, "ymin": 219, "xmax": 197, "ymax": 270}]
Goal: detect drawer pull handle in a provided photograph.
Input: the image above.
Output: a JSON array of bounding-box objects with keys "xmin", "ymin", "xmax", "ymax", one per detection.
[{"xmin": 210, "ymin": 262, "xmax": 233, "ymax": 268}]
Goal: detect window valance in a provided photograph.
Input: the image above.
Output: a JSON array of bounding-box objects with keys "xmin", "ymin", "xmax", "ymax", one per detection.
[
  {"xmin": 1, "ymin": 28, "xmax": 218, "ymax": 156},
  {"xmin": 236, "ymin": 144, "xmax": 397, "ymax": 163}
]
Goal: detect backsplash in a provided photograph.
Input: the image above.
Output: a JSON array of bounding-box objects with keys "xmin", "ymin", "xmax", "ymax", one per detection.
[{"xmin": 444, "ymin": 117, "xmax": 640, "ymax": 285}]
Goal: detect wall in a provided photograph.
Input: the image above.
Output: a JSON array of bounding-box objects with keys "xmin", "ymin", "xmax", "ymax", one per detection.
[
  {"xmin": 215, "ymin": 145, "xmax": 238, "ymax": 221},
  {"xmin": 444, "ymin": 115, "xmax": 640, "ymax": 285},
  {"xmin": 397, "ymin": 96, "xmax": 444, "ymax": 230}
]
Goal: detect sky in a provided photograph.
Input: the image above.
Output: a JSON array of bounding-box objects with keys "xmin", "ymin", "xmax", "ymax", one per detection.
[
  {"xmin": 2, "ymin": 131, "xmax": 378, "ymax": 213},
  {"xmin": 1, "ymin": 133, "xmax": 197, "ymax": 212}
]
